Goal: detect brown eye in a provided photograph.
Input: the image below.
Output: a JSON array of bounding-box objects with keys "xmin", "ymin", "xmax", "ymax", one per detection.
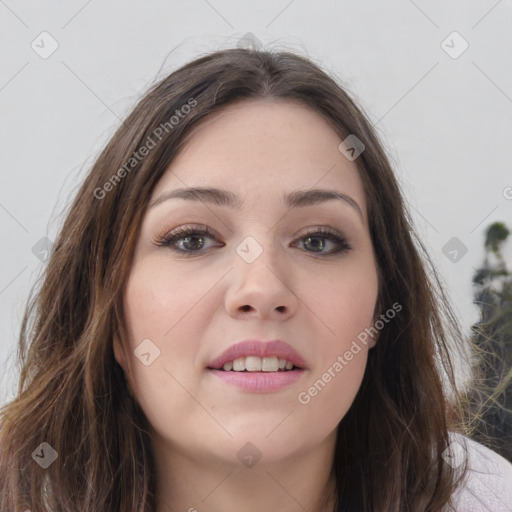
[
  {"xmin": 293, "ymin": 228, "xmax": 352, "ymax": 255},
  {"xmin": 155, "ymin": 225, "xmax": 222, "ymax": 255}
]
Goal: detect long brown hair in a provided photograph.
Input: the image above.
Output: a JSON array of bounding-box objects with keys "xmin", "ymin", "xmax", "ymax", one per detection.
[{"xmin": 0, "ymin": 48, "xmax": 472, "ymax": 511}]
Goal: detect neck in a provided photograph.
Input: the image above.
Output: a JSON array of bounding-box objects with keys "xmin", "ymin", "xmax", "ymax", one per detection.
[{"xmin": 153, "ymin": 432, "xmax": 338, "ymax": 512}]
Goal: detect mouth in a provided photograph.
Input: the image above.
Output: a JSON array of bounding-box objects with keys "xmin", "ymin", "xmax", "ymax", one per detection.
[
  {"xmin": 206, "ymin": 339, "xmax": 307, "ymax": 392},
  {"xmin": 207, "ymin": 339, "xmax": 307, "ymax": 371}
]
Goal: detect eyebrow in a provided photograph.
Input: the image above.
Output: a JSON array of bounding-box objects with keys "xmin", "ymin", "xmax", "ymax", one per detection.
[{"xmin": 148, "ymin": 186, "xmax": 363, "ymax": 221}]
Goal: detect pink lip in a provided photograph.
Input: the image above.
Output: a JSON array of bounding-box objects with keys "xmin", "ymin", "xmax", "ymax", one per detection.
[
  {"xmin": 207, "ymin": 339, "xmax": 307, "ymax": 370},
  {"xmin": 209, "ymin": 368, "xmax": 305, "ymax": 392}
]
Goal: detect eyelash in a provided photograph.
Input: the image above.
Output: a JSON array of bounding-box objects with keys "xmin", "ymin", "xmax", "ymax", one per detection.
[{"xmin": 154, "ymin": 224, "xmax": 352, "ymax": 257}]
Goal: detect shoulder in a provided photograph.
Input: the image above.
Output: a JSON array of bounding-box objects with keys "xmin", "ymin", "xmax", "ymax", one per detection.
[{"xmin": 448, "ymin": 432, "xmax": 512, "ymax": 512}]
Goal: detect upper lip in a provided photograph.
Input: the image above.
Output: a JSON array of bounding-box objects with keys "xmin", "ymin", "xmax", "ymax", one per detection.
[{"xmin": 207, "ymin": 339, "xmax": 307, "ymax": 370}]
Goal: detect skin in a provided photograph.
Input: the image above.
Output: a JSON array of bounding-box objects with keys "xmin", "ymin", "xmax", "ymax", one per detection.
[{"xmin": 114, "ymin": 98, "xmax": 380, "ymax": 512}]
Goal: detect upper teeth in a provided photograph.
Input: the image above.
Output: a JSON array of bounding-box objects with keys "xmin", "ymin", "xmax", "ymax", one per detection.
[{"xmin": 222, "ymin": 356, "xmax": 295, "ymax": 372}]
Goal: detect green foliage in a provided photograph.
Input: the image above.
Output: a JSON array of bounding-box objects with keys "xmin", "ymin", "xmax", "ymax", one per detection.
[
  {"xmin": 468, "ymin": 221, "xmax": 512, "ymax": 462},
  {"xmin": 485, "ymin": 222, "xmax": 510, "ymax": 254}
]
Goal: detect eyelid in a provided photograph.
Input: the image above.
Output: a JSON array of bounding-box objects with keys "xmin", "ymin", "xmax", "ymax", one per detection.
[{"xmin": 294, "ymin": 225, "xmax": 346, "ymax": 240}]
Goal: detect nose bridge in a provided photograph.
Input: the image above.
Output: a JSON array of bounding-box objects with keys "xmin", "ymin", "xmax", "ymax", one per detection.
[
  {"xmin": 234, "ymin": 232, "xmax": 284, "ymax": 286},
  {"xmin": 230, "ymin": 205, "xmax": 280, "ymax": 264}
]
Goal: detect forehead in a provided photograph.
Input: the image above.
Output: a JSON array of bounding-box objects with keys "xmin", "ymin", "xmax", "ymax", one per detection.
[{"xmin": 152, "ymin": 99, "xmax": 367, "ymax": 219}]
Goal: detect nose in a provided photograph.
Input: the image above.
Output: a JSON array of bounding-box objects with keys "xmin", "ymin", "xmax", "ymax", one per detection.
[{"xmin": 224, "ymin": 239, "xmax": 299, "ymax": 321}]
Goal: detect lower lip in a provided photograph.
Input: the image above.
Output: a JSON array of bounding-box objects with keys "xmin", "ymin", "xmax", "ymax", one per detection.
[{"xmin": 208, "ymin": 369, "xmax": 305, "ymax": 392}]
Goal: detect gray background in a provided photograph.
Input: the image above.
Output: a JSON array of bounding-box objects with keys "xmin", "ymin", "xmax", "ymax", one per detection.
[{"xmin": 1, "ymin": 0, "xmax": 511, "ymax": 408}]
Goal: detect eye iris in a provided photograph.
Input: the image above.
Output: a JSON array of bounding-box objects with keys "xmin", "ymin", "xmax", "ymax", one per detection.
[
  {"xmin": 182, "ymin": 234, "xmax": 205, "ymax": 251},
  {"xmin": 304, "ymin": 236, "xmax": 325, "ymax": 252}
]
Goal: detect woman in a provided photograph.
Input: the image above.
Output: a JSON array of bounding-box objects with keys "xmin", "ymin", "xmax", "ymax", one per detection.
[{"xmin": 1, "ymin": 48, "xmax": 511, "ymax": 511}]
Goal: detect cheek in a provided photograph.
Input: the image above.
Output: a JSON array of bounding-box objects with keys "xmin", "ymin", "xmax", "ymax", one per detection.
[
  {"xmin": 120, "ymin": 263, "xmax": 212, "ymax": 432},
  {"xmin": 123, "ymin": 260, "xmax": 211, "ymax": 340},
  {"xmin": 297, "ymin": 261, "xmax": 377, "ymax": 420},
  {"xmin": 312, "ymin": 259, "xmax": 379, "ymax": 347},
  {"xmin": 120, "ymin": 262, "xmax": 207, "ymax": 391}
]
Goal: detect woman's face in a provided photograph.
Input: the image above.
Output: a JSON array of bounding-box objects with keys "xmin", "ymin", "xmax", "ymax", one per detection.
[{"xmin": 114, "ymin": 98, "xmax": 379, "ymax": 469}]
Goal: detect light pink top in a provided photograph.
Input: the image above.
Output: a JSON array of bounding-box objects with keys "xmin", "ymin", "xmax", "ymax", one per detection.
[{"xmin": 449, "ymin": 434, "xmax": 512, "ymax": 511}]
